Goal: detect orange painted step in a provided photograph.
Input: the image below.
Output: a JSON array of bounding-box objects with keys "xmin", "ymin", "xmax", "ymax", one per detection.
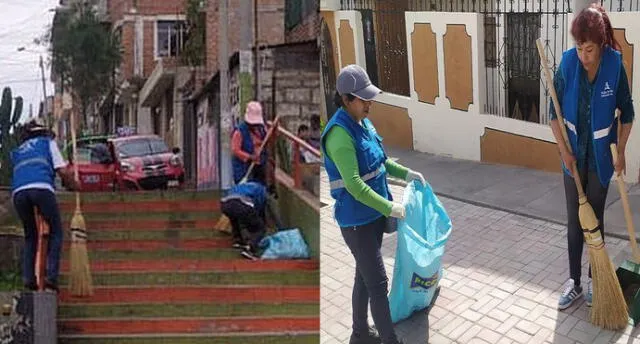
[
  {"xmin": 62, "ymin": 238, "xmax": 229, "ymax": 252},
  {"xmin": 60, "ymin": 259, "xmax": 319, "ymax": 273},
  {"xmin": 59, "ymin": 199, "xmax": 220, "ymax": 213},
  {"xmin": 62, "ymin": 219, "xmax": 219, "ymax": 230},
  {"xmin": 60, "ymin": 286, "xmax": 319, "ymax": 304},
  {"xmin": 58, "ymin": 316, "xmax": 319, "ymax": 335}
]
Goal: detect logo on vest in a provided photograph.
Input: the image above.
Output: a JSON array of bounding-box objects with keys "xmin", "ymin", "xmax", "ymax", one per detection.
[
  {"xmin": 410, "ymin": 271, "xmax": 439, "ymax": 291},
  {"xmin": 15, "ymin": 140, "xmax": 37, "ymax": 153},
  {"xmin": 601, "ymin": 81, "xmax": 614, "ymax": 98}
]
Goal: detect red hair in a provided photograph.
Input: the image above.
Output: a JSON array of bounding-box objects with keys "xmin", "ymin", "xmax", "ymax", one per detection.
[{"xmin": 570, "ymin": 3, "xmax": 620, "ymax": 51}]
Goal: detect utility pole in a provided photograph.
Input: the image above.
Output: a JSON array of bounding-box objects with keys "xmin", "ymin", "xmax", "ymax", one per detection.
[
  {"xmin": 253, "ymin": 0, "xmax": 260, "ymax": 102},
  {"xmin": 39, "ymin": 55, "xmax": 49, "ymax": 128},
  {"xmin": 239, "ymin": 0, "xmax": 254, "ymax": 118},
  {"xmin": 219, "ymin": 0, "xmax": 232, "ymax": 189}
]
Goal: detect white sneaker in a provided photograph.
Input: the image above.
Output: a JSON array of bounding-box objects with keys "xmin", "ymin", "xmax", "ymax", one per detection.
[
  {"xmin": 558, "ymin": 279, "xmax": 583, "ymax": 310},
  {"xmin": 585, "ymin": 278, "xmax": 592, "ymax": 307}
]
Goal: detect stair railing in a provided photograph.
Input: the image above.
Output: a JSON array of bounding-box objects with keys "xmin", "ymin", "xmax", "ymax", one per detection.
[{"xmin": 266, "ymin": 121, "xmax": 321, "ymax": 190}]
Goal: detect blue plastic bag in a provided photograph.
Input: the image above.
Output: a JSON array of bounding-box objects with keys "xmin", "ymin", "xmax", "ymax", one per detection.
[
  {"xmin": 259, "ymin": 228, "xmax": 311, "ymax": 260},
  {"xmin": 388, "ymin": 181, "xmax": 452, "ymax": 323}
]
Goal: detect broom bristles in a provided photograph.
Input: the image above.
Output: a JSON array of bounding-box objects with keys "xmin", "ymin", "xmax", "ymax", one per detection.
[
  {"xmin": 215, "ymin": 215, "xmax": 232, "ymax": 234},
  {"xmin": 69, "ymin": 210, "xmax": 93, "ymax": 296},
  {"xmin": 589, "ymin": 247, "xmax": 629, "ymax": 330},
  {"xmin": 578, "ymin": 202, "xmax": 628, "ymax": 330}
]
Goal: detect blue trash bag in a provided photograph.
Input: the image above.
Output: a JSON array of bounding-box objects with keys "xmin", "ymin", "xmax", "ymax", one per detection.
[
  {"xmin": 259, "ymin": 228, "xmax": 311, "ymax": 260},
  {"xmin": 388, "ymin": 180, "xmax": 452, "ymax": 323}
]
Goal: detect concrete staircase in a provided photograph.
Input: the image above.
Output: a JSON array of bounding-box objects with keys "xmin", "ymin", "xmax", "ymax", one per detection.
[{"xmin": 52, "ymin": 191, "xmax": 319, "ymax": 343}]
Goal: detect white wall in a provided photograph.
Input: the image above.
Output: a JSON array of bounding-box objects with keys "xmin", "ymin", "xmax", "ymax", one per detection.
[
  {"xmin": 332, "ymin": 8, "xmax": 640, "ymax": 183},
  {"xmin": 603, "ymin": 12, "xmax": 640, "ymax": 184}
]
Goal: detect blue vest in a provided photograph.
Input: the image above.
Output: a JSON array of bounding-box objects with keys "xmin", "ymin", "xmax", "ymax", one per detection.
[
  {"xmin": 560, "ymin": 46, "xmax": 620, "ymax": 186},
  {"xmin": 227, "ymin": 181, "xmax": 267, "ymax": 212},
  {"xmin": 232, "ymin": 122, "xmax": 267, "ymax": 183},
  {"xmin": 10, "ymin": 137, "xmax": 56, "ymax": 192},
  {"xmin": 321, "ymin": 108, "xmax": 391, "ymax": 227}
]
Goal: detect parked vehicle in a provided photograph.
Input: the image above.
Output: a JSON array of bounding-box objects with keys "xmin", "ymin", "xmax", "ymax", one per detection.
[
  {"xmin": 111, "ymin": 134, "xmax": 185, "ymax": 190},
  {"xmin": 62, "ymin": 134, "xmax": 184, "ymax": 191}
]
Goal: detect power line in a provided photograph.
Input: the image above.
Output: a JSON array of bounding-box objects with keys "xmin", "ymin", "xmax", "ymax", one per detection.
[{"xmin": 0, "ymin": 77, "xmax": 49, "ymax": 84}]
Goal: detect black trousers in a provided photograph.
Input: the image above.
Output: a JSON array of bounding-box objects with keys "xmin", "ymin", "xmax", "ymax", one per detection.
[
  {"xmin": 340, "ymin": 216, "xmax": 399, "ymax": 344},
  {"xmin": 221, "ymin": 199, "xmax": 265, "ymax": 251},
  {"xmin": 563, "ymin": 168, "xmax": 608, "ymax": 284}
]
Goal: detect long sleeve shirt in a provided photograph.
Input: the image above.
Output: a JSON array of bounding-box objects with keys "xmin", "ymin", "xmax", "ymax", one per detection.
[
  {"xmin": 324, "ymin": 125, "xmax": 409, "ymax": 217},
  {"xmin": 550, "ymin": 62, "xmax": 635, "ymax": 172}
]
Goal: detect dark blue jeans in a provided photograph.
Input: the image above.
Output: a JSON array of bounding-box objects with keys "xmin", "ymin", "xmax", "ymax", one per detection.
[
  {"xmin": 12, "ymin": 188, "xmax": 64, "ymax": 287},
  {"xmin": 221, "ymin": 198, "xmax": 265, "ymax": 252},
  {"xmin": 564, "ymin": 169, "xmax": 608, "ymax": 284},
  {"xmin": 341, "ymin": 215, "xmax": 399, "ymax": 344}
]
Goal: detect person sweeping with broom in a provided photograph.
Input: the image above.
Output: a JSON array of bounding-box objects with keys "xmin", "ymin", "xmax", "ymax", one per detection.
[
  {"xmin": 10, "ymin": 119, "xmax": 80, "ymax": 292},
  {"xmin": 231, "ymin": 101, "xmax": 268, "ymax": 185},
  {"xmin": 546, "ymin": 4, "xmax": 635, "ymax": 312},
  {"xmin": 322, "ymin": 64, "xmax": 426, "ymax": 344},
  {"xmin": 220, "ymin": 168, "xmax": 276, "ymax": 260}
]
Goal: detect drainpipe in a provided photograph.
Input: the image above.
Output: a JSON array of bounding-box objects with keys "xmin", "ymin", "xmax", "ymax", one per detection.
[{"xmin": 219, "ymin": 0, "xmax": 232, "ymax": 189}]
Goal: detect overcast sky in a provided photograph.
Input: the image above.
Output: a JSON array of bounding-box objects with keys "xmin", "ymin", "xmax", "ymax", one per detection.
[{"xmin": 0, "ymin": 0, "xmax": 58, "ymax": 123}]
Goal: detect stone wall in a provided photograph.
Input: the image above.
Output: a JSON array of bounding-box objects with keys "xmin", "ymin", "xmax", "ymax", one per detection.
[{"xmin": 228, "ymin": 40, "xmax": 320, "ymax": 132}]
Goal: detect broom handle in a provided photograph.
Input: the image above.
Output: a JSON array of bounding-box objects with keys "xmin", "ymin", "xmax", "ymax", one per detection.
[
  {"xmin": 34, "ymin": 207, "xmax": 45, "ymax": 291},
  {"xmin": 69, "ymin": 104, "xmax": 81, "ymax": 211},
  {"xmin": 536, "ymin": 39, "xmax": 588, "ymax": 200},
  {"xmin": 610, "ymin": 143, "xmax": 640, "ymax": 263},
  {"xmin": 239, "ymin": 115, "xmax": 281, "ymax": 184}
]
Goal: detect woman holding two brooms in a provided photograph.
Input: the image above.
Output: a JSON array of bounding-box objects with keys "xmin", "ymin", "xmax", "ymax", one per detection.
[{"xmin": 541, "ymin": 3, "xmax": 634, "ymax": 329}]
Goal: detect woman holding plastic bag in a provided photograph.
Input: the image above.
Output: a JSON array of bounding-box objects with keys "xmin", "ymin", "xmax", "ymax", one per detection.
[{"xmin": 321, "ymin": 64, "xmax": 425, "ymax": 344}]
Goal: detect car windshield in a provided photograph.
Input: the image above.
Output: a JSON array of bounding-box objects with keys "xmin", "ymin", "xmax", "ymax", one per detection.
[
  {"xmin": 72, "ymin": 142, "xmax": 111, "ymax": 165},
  {"xmin": 117, "ymin": 138, "xmax": 169, "ymax": 158}
]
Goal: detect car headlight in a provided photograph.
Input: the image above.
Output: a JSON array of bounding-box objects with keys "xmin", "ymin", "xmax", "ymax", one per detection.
[
  {"xmin": 170, "ymin": 155, "xmax": 181, "ymax": 167},
  {"xmin": 121, "ymin": 161, "xmax": 134, "ymax": 172}
]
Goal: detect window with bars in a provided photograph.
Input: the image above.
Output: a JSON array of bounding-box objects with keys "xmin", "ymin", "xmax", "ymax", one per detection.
[
  {"xmin": 484, "ymin": 16, "xmax": 497, "ymax": 68},
  {"xmin": 155, "ymin": 20, "xmax": 187, "ymax": 58}
]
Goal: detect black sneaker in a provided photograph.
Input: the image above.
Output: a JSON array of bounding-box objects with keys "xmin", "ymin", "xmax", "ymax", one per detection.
[
  {"xmin": 241, "ymin": 249, "xmax": 259, "ymax": 261},
  {"xmin": 350, "ymin": 327, "xmax": 382, "ymax": 344},
  {"xmin": 44, "ymin": 280, "xmax": 59, "ymax": 293},
  {"xmin": 23, "ymin": 282, "xmax": 37, "ymax": 292},
  {"xmin": 232, "ymin": 242, "xmax": 250, "ymax": 251}
]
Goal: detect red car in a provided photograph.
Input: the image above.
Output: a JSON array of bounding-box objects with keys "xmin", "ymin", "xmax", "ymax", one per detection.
[{"xmin": 63, "ymin": 134, "xmax": 185, "ymax": 191}]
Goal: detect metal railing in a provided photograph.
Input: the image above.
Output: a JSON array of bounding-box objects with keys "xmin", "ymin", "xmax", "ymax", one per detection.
[
  {"xmin": 338, "ymin": 0, "xmax": 639, "ymax": 126},
  {"xmin": 268, "ymin": 120, "xmax": 321, "ymax": 193}
]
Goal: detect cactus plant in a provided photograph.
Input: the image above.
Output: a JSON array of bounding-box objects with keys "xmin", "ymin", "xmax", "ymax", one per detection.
[{"xmin": 0, "ymin": 87, "xmax": 23, "ymax": 186}]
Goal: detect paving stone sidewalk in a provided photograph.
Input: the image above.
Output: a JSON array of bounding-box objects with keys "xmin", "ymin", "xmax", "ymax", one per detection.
[{"xmin": 320, "ymin": 170, "xmax": 640, "ymax": 344}]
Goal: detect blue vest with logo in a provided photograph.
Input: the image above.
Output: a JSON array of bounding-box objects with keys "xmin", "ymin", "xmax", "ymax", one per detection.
[
  {"xmin": 560, "ymin": 46, "xmax": 620, "ymax": 186},
  {"xmin": 232, "ymin": 122, "xmax": 267, "ymax": 183},
  {"xmin": 228, "ymin": 181, "xmax": 267, "ymax": 212},
  {"xmin": 10, "ymin": 137, "xmax": 55, "ymax": 192},
  {"xmin": 321, "ymin": 108, "xmax": 391, "ymax": 227}
]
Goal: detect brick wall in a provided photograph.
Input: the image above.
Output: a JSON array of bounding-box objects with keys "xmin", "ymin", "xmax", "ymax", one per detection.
[
  {"xmin": 205, "ymin": 0, "xmax": 286, "ymax": 77},
  {"xmin": 114, "ymin": 0, "xmax": 286, "ymax": 86},
  {"xmin": 286, "ymin": 11, "xmax": 320, "ymax": 44},
  {"xmin": 120, "ymin": 22, "xmax": 135, "ymax": 81},
  {"xmin": 111, "ymin": 0, "xmax": 188, "ymax": 81},
  {"xmin": 109, "ymin": 0, "xmax": 184, "ymax": 19},
  {"xmin": 142, "ymin": 20, "xmax": 156, "ymax": 77}
]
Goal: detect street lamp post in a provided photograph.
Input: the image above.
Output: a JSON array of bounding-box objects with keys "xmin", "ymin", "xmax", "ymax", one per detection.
[
  {"xmin": 39, "ymin": 55, "xmax": 49, "ymax": 128},
  {"xmin": 16, "ymin": 47, "xmax": 50, "ymax": 129}
]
